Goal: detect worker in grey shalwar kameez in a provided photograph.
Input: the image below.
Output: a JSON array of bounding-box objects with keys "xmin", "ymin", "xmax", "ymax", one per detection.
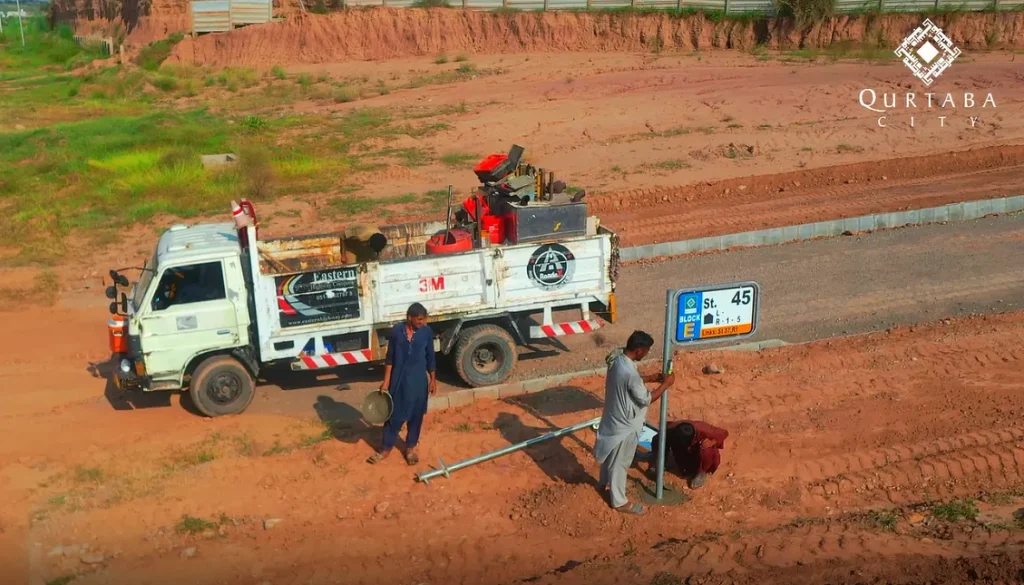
[{"xmin": 593, "ymin": 330, "xmax": 675, "ymax": 515}]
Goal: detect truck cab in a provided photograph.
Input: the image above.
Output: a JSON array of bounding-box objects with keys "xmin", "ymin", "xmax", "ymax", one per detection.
[{"xmin": 114, "ymin": 222, "xmax": 257, "ymax": 416}]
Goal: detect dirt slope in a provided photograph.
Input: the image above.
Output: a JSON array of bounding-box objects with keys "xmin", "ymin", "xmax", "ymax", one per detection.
[{"xmin": 168, "ymin": 8, "xmax": 1024, "ymax": 67}]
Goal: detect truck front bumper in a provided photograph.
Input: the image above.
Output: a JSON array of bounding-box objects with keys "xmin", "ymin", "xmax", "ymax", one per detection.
[{"xmin": 112, "ymin": 354, "xmax": 148, "ymax": 391}]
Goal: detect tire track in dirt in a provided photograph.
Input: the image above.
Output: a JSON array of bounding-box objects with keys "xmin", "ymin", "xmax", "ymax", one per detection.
[
  {"xmin": 670, "ymin": 330, "xmax": 1024, "ymax": 432},
  {"xmin": 589, "ymin": 145, "xmax": 1024, "ymax": 247},
  {"xmin": 521, "ymin": 522, "xmax": 1024, "ymax": 585},
  {"xmin": 798, "ymin": 427, "xmax": 1024, "ymax": 507}
]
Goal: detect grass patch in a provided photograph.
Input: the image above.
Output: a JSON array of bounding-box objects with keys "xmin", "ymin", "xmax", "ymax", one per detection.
[
  {"xmin": 175, "ymin": 515, "xmax": 218, "ymax": 535},
  {"xmin": 439, "ymin": 151, "xmax": 476, "ymax": 167},
  {"xmin": 0, "ymin": 269, "xmax": 59, "ymax": 304},
  {"xmin": 46, "ymin": 577, "xmax": 76, "ymax": 585},
  {"xmin": 646, "ymin": 159, "xmax": 690, "ymax": 171},
  {"xmin": 299, "ymin": 421, "xmax": 335, "ymax": 447},
  {"xmin": 867, "ymin": 509, "xmax": 899, "ymax": 531},
  {"xmin": 73, "ymin": 466, "xmax": 104, "ymax": 483},
  {"xmin": 932, "ymin": 498, "xmax": 979, "ymax": 522},
  {"xmin": 451, "ymin": 422, "xmax": 474, "ymax": 432},
  {"xmin": 405, "ymin": 101, "xmax": 470, "ymax": 119},
  {"xmin": 836, "ymin": 143, "xmax": 865, "ymax": 153},
  {"xmin": 434, "ymin": 53, "xmax": 449, "ymax": 64},
  {"xmin": 136, "ymin": 33, "xmax": 185, "ymax": 71},
  {"xmin": 263, "ymin": 440, "xmax": 292, "ymax": 457},
  {"xmin": 0, "ymin": 24, "xmax": 457, "ymax": 262},
  {"xmin": 405, "ymin": 65, "xmax": 504, "ymax": 89},
  {"xmin": 629, "ymin": 125, "xmax": 715, "ymax": 140}
]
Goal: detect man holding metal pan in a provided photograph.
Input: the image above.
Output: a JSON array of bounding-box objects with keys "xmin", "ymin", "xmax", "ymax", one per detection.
[
  {"xmin": 594, "ymin": 330, "xmax": 675, "ymax": 515},
  {"xmin": 366, "ymin": 303, "xmax": 438, "ymax": 466}
]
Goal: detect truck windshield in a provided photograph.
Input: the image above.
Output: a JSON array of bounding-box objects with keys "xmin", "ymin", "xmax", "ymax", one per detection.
[{"xmin": 131, "ymin": 254, "xmax": 156, "ymax": 313}]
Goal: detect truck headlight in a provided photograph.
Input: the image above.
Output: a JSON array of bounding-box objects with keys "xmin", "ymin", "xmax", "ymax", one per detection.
[{"xmin": 120, "ymin": 359, "xmax": 132, "ymax": 374}]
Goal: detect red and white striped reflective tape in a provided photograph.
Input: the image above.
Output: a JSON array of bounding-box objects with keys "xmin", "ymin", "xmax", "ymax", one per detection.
[
  {"xmin": 530, "ymin": 319, "xmax": 603, "ymax": 338},
  {"xmin": 295, "ymin": 349, "xmax": 373, "ymax": 370}
]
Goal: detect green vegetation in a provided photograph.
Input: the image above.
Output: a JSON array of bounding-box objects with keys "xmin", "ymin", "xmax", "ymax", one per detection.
[
  {"xmin": 135, "ymin": 32, "xmax": 185, "ymax": 71},
  {"xmin": 0, "ymin": 20, "xmax": 481, "ymax": 265},
  {"xmin": 931, "ymin": 498, "xmax": 979, "ymax": 522},
  {"xmin": 175, "ymin": 515, "xmax": 218, "ymax": 535},
  {"xmin": 867, "ymin": 508, "xmax": 899, "ymax": 531}
]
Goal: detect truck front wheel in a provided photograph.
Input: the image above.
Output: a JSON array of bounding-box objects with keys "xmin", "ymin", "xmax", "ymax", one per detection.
[
  {"xmin": 452, "ymin": 324, "xmax": 518, "ymax": 388},
  {"xmin": 189, "ymin": 355, "xmax": 255, "ymax": 417}
]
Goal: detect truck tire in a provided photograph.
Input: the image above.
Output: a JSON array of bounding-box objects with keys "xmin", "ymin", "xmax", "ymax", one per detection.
[
  {"xmin": 452, "ymin": 324, "xmax": 518, "ymax": 388},
  {"xmin": 188, "ymin": 355, "xmax": 255, "ymax": 417}
]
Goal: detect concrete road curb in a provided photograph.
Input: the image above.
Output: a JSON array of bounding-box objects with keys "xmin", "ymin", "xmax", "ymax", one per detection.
[
  {"xmin": 619, "ymin": 195, "xmax": 1024, "ymax": 262},
  {"xmin": 427, "ymin": 339, "xmax": 789, "ymax": 412}
]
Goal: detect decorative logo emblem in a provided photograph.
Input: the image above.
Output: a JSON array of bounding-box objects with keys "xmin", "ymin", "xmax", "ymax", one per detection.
[
  {"xmin": 527, "ymin": 244, "xmax": 575, "ymax": 290},
  {"xmin": 894, "ymin": 19, "xmax": 961, "ymax": 87}
]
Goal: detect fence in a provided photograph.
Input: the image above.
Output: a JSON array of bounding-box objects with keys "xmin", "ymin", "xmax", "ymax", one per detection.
[
  {"xmin": 343, "ymin": 0, "xmax": 1023, "ymax": 12},
  {"xmin": 73, "ymin": 34, "xmax": 115, "ymax": 57},
  {"xmin": 191, "ymin": 0, "xmax": 273, "ymax": 34}
]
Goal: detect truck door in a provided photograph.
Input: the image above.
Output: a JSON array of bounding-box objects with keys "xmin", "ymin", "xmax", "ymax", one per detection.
[{"xmin": 138, "ymin": 260, "xmax": 242, "ymax": 382}]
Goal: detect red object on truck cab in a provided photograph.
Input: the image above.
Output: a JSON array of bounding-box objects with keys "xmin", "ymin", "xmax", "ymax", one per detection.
[
  {"xmin": 108, "ymin": 316, "xmax": 128, "ymax": 354},
  {"xmin": 461, "ymin": 195, "xmax": 490, "ymax": 221},
  {"xmin": 481, "ymin": 214, "xmax": 506, "ymax": 244},
  {"xmin": 425, "ymin": 228, "xmax": 474, "ymax": 255},
  {"xmin": 474, "ymin": 153, "xmax": 515, "ymax": 183},
  {"xmin": 474, "ymin": 154, "xmax": 508, "ymax": 174}
]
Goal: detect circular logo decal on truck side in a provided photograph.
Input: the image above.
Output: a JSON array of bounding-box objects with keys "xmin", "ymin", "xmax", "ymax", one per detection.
[{"xmin": 527, "ymin": 244, "xmax": 576, "ymax": 290}]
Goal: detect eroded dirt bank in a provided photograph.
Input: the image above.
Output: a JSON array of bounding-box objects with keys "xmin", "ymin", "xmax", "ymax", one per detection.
[{"xmin": 168, "ymin": 8, "xmax": 1024, "ymax": 67}]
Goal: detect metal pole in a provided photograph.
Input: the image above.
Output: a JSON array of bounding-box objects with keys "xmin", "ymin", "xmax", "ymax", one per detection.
[
  {"xmin": 15, "ymin": 0, "xmax": 25, "ymax": 47},
  {"xmin": 416, "ymin": 416, "xmax": 601, "ymax": 483},
  {"xmin": 655, "ymin": 289, "xmax": 674, "ymax": 500}
]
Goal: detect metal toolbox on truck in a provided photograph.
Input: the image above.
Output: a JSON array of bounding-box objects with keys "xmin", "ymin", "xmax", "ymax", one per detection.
[{"xmin": 506, "ymin": 201, "xmax": 588, "ymax": 244}]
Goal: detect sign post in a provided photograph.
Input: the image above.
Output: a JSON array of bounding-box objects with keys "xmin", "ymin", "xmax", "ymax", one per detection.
[
  {"xmin": 14, "ymin": 0, "xmax": 25, "ymax": 47},
  {"xmin": 654, "ymin": 281, "xmax": 761, "ymax": 501}
]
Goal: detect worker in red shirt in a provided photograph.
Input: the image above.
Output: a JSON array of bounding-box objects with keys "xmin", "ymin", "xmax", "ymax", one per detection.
[{"xmin": 649, "ymin": 420, "xmax": 729, "ymax": 489}]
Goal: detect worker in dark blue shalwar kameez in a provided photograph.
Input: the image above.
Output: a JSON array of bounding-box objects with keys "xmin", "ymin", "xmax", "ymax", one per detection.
[{"xmin": 367, "ymin": 302, "xmax": 437, "ymax": 466}]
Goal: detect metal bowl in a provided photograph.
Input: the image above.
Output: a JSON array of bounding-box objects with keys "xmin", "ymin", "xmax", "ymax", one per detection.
[{"xmin": 361, "ymin": 390, "xmax": 393, "ymax": 425}]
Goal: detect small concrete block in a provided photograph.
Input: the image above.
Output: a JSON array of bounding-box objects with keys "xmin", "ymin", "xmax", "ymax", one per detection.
[
  {"xmin": 200, "ymin": 153, "xmax": 237, "ymax": 169},
  {"xmin": 472, "ymin": 387, "xmax": 500, "ymax": 402},
  {"xmin": 498, "ymin": 385, "xmax": 527, "ymax": 399},
  {"xmin": 522, "ymin": 379, "xmax": 551, "ymax": 394},
  {"xmin": 948, "ymin": 203, "xmax": 966, "ymax": 222},
  {"xmin": 763, "ymin": 228, "xmax": 785, "ymax": 245},
  {"xmin": 652, "ymin": 242, "xmax": 673, "ymax": 258},
  {"xmin": 670, "ymin": 239, "xmax": 692, "ymax": 255},
  {"xmin": 427, "ymin": 396, "xmax": 450, "ymax": 412},
  {"xmin": 782, "ymin": 225, "xmax": 800, "ymax": 242},
  {"xmin": 447, "ymin": 391, "xmax": 474, "ymax": 409}
]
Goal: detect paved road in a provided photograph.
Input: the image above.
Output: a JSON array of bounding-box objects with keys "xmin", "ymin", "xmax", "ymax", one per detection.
[{"xmin": 250, "ymin": 213, "xmax": 1024, "ymax": 419}]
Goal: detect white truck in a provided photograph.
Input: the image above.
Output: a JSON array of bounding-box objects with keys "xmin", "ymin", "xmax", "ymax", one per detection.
[{"xmin": 105, "ymin": 199, "xmax": 620, "ymax": 417}]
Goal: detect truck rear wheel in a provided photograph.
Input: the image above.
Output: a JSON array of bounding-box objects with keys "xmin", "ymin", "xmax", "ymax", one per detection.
[
  {"xmin": 452, "ymin": 324, "xmax": 518, "ymax": 388},
  {"xmin": 189, "ymin": 355, "xmax": 255, "ymax": 417}
]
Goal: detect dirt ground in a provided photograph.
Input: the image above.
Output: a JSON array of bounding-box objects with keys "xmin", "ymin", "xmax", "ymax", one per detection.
[
  {"xmin": 5, "ymin": 9, "xmax": 1024, "ymax": 583},
  {"xmin": 11, "ymin": 45, "xmax": 1021, "ymax": 300},
  {"xmin": 3, "ymin": 309, "xmax": 1024, "ymax": 584}
]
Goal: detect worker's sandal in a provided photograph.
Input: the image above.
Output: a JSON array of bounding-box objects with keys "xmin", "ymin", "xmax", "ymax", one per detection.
[
  {"xmin": 366, "ymin": 451, "xmax": 388, "ymax": 464},
  {"xmin": 615, "ymin": 503, "xmax": 644, "ymax": 515}
]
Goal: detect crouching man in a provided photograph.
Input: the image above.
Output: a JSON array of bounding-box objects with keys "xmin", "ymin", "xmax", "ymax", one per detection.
[{"xmin": 650, "ymin": 420, "xmax": 729, "ymax": 489}]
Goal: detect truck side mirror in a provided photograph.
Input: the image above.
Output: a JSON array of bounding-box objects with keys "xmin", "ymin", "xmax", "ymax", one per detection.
[
  {"xmin": 105, "ymin": 285, "xmax": 117, "ymax": 300},
  {"xmin": 119, "ymin": 292, "xmax": 129, "ymax": 313},
  {"xmin": 109, "ymin": 301, "xmax": 118, "ymax": 315}
]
